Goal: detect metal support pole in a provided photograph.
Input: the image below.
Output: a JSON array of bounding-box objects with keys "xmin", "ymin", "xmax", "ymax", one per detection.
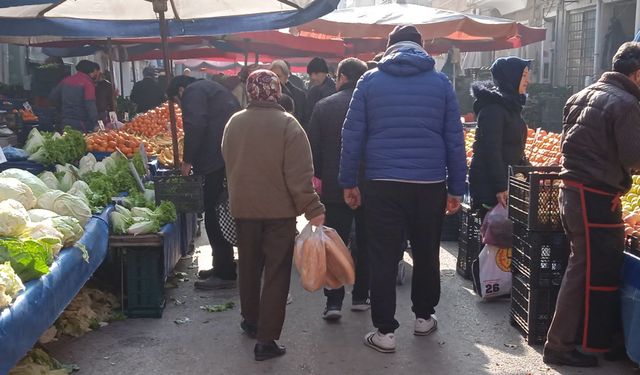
[{"xmin": 158, "ymin": 9, "xmax": 180, "ymax": 170}]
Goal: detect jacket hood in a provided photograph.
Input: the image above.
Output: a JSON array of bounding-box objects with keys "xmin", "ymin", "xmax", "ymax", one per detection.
[
  {"xmin": 471, "ymin": 81, "xmax": 523, "ymax": 115},
  {"xmin": 378, "ymin": 41, "xmax": 435, "ymax": 77}
]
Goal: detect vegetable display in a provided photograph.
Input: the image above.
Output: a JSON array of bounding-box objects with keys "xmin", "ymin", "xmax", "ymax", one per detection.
[
  {"xmin": 0, "ymin": 262, "xmax": 24, "ymax": 309},
  {"xmin": 121, "ymin": 102, "xmax": 183, "ymax": 138},
  {"xmin": 623, "ymin": 175, "xmax": 640, "ymax": 237},
  {"xmin": 25, "ymin": 127, "xmax": 86, "ymax": 166},
  {"xmin": 110, "ymin": 201, "xmax": 176, "ymax": 236}
]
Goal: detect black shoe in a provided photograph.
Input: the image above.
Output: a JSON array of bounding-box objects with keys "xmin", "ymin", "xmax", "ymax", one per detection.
[
  {"xmin": 198, "ymin": 268, "xmax": 215, "ymax": 279},
  {"xmin": 543, "ymin": 348, "xmax": 598, "ymax": 367},
  {"xmin": 254, "ymin": 341, "xmax": 286, "ymax": 361},
  {"xmin": 322, "ymin": 305, "xmax": 342, "ymax": 321},
  {"xmin": 194, "ymin": 276, "xmax": 236, "ymax": 290},
  {"xmin": 240, "ymin": 320, "xmax": 257, "ymax": 339}
]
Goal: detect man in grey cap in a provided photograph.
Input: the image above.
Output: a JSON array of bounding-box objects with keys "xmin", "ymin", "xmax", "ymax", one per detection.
[{"xmin": 130, "ymin": 67, "xmax": 166, "ymax": 113}]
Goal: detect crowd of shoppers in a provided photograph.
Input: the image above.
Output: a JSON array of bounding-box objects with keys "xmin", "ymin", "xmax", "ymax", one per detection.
[{"xmin": 158, "ymin": 26, "xmax": 640, "ymax": 367}]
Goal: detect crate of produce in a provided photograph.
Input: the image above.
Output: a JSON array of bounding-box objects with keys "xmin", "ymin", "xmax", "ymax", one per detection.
[
  {"xmin": 508, "ymin": 166, "xmax": 563, "ymax": 232},
  {"xmin": 457, "ymin": 204, "xmax": 482, "ymax": 279},
  {"xmin": 511, "ymin": 223, "xmax": 569, "ymax": 288},
  {"xmin": 110, "ymin": 225, "xmax": 181, "ymax": 318},
  {"xmin": 441, "ymin": 210, "xmax": 461, "ymax": 242},
  {"xmin": 510, "ymin": 270, "xmax": 560, "ymax": 345},
  {"xmin": 154, "ymin": 173, "xmax": 204, "ymax": 213}
]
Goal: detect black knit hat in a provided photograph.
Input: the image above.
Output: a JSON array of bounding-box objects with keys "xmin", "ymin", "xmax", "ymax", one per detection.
[{"xmin": 387, "ymin": 25, "xmax": 423, "ymax": 48}]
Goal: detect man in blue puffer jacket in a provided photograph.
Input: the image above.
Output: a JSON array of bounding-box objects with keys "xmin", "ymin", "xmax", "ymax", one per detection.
[{"xmin": 339, "ymin": 25, "xmax": 467, "ymax": 353}]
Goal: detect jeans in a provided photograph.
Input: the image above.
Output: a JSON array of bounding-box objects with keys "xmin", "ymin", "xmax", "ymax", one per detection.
[
  {"xmin": 364, "ymin": 181, "xmax": 447, "ymax": 334},
  {"xmin": 323, "ymin": 202, "xmax": 370, "ymax": 307}
]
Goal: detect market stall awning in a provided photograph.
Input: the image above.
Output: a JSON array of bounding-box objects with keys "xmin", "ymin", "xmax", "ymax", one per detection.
[
  {"xmin": 0, "ymin": 0, "xmax": 340, "ymax": 42},
  {"xmin": 296, "ymin": 3, "xmax": 545, "ymax": 53}
]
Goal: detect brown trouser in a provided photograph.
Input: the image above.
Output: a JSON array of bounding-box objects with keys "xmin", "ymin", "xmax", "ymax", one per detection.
[
  {"xmin": 236, "ymin": 218, "xmax": 296, "ymax": 341},
  {"xmin": 546, "ymin": 188, "xmax": 587, "ymax": 352}
]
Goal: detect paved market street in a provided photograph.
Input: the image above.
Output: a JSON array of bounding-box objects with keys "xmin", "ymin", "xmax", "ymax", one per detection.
[{"xmin": 45, "ymin": 227, "xmax": 637, "ymax": 375}]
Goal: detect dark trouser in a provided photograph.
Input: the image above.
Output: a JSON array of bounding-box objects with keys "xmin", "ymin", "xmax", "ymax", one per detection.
[
  {"xmin": 236, "ymin": 218, "xmax": 296, "ymax": 341},
  {"xmin": 323, "ymin": 203, "xmax": 370, "ymax": 307},
  {"xmin": 203, "ymin": 168, "xmax": 236, "ymax": 280},
  {"xmin": 545, "ymin": 187, "xmax": 624, "ymax": 352},
  {"xmin": 365, "ymin": 181, "xmax": 447, "ymax": 334}
]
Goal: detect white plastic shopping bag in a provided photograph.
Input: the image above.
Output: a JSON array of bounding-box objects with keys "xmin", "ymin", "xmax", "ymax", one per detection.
[{"xmin": 472, "ymin": 244, "xmax": 512, "ymax": 299}]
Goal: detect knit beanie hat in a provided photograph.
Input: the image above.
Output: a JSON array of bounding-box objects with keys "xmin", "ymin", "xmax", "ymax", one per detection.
[{"xmin": 387, "ymin": 25, "xmax": 423, "ymax": 48}]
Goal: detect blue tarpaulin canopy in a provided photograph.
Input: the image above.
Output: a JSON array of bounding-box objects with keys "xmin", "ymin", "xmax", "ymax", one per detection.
[{"xmin": 0, "ymin": 0, "xmax": 340, "ymax": 43}]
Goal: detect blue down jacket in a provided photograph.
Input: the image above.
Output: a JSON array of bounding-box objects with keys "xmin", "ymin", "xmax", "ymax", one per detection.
[{"xmin": 339, "ymin": 42, "xmax": 467, "ymax": 196}]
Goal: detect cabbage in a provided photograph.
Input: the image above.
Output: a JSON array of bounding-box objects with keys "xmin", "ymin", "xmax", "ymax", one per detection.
[
  {"xmin": 28, "ymin": 209, "xmax": 59, "ymax": 222},
  {"xmin": 24, "ymin": 128, "xmax": 44, "ymax": 154},
  {"xmin": 0, "ymin": 199, "xmax": 30, "ymax": 237},
  {"xmin": 48, "ymin": 216, "xmax": 84, "ymax": 246},
  {"xmin": 37, "ymin": 190, "xmax": 92, "ymax": 226},
  {"xmin": 52, "ymin": 132, "xmax": 62, "ymax": 139},
  {"xmin": 27, "ymin": 147, "xmax": 48, "ymax": 163},
  {"xmin": 92, "ymin": 161, "xmax": 107, "ymax": 174},
  {"xmin": 22, "ymin": 222, "xmax": 64, "ymax": 256},
  {"xmin": 78, "ymin": 153, "xmax": 97, "ymax": 176},
  {"xmin": 103, "ymin": 156, "xmax": 116, "ymax": 172},
  {"xmin": 59, "ymin": 171, "xmax": 77, "ymax": 192},
  {"xmin": 0, "ymin": 261, "xmax": 24, "ymax": 298},
  {"xmin": 0, "ymin": 169, "xmax": 50, "ymax": 197},
  {"xmin": 127, "ymin": 220, "xmax": 160, "ymax": 235},
  {"xmin": 68, "ymin": 181, "xmax": 92, "ymax": 205},
  {"xmin": 0, "ymin": 177, "xmax": 37, "ymax": 209},
  {"xmin": 110, "ymin": 211, "xmax": 132, "ymax": 235},
  {"xmin": 131, "ymin": 207, "xmax": 154, "ymax": 219},
  {"xmin": 0, "ymin": 286, "xmax": 11, "ymax": 309},
  {"xmin": 39, "ymin": 171, "xmax": 59, "ymax": 190}
]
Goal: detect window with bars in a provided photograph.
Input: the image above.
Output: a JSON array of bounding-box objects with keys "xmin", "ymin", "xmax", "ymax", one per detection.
[{"xmin": 566, "ymin": 9, "xmax": 596, "ymax": 90}]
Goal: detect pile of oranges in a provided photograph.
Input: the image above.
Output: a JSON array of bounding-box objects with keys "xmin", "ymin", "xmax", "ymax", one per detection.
[
  {"xmin": 121, "ymin": 102, "xmax": 184, "ymax": 138},
  {"xmin": 85, "ymin": 130, "xmax": 153, "ymax": 158},
  {"xmin": 464, "ymin": 127, "xmax": 562, "ymax": 167}
]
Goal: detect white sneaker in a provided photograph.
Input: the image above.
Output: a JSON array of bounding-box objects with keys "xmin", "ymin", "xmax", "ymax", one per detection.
[
  {"xmin": 414, "ymin": 316, "xmax": 438, "ymax": 336},
  {"xmin": 364, "ymin": 330, "xmax": 396, "ymax": 353}
]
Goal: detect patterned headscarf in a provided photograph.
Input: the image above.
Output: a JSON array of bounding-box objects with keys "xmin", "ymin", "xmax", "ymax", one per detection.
[{"xmin": 246, "ymin": 69, "xmax": 282, "ymax": 103}]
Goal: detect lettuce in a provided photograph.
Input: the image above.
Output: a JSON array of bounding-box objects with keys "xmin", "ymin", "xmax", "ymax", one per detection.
[
  {"xmin": 0, "ymin": 199, "xmax": 30, "ymax": 237},
  {"xmin": 127, "ymin": 220, "xmax": 160, "ymax": 236},
  {"xmin": 0, "ymin": 177, "xmax": 37, "ymax": 209},
  {"xmin": 22, "ymin": 222, "xmax": 64, "ymax": 257},
  {"xmin": 79, "ymin": 153, "xmax": 97, "ymax": 176},
  {"xmin": 47, "ymin": 216, "xmax": 84, "ymax": 247},
  {"xmin": 154, "ymin": 201, "xmax": 177, "ymax": 226},
  {"xmin": 59, "ymin": 171, "xmax": 77, "ymax": 192},
  {"xmin": 131, "ymin": 207, "xmax": 154, "ymax": 220},
  {"xmin": 0, "ymin": 238, "xmax": 52, "ymax": 282},
  {"xmin": 110, "ymin": 211, "xmax": 132, "ymax": 235},
  {"xmin": 24, "ymin": 128, "xmax": 44, "ymax": 154}
]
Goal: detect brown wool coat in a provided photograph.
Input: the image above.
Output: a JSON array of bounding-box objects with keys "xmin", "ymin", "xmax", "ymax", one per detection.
[{"xmin": 222, "ymin": 101, "xmax": 325, "ymax": 220}]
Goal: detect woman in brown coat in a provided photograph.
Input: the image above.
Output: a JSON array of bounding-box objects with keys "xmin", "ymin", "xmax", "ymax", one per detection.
[{"xmin": 222, "ymin": 70, "xmax": 325, "ymax": 361}]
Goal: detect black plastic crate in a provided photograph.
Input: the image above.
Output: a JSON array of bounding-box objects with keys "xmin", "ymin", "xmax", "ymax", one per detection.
[
  {"xmin": 626, "ymin": 235, "xmax": 640, "ymax": 257},
  {"xmin": 511, "ymin": 223, "xmax": 569, "ymax": 288},
  {"xmin": 441, "ymin": 210, "xmax": 461, "ymax": 242},
  {"xmin": 508, "ymin": 166, "xmax": 563, "ymax": 232},
  {"xmin": 510, "ymin": 271, "xmax": 560, "ymax": 345},
  {"xmin": 154, "ymin": 173, "xmax": 204, "ymax": 213},
  {"xmin": 457, "ymin": 204, "xmax": 482, "ymax": 279},
  {"xmin": 123, "ymin": 246, "xmax": 166, "ymax": 318}
]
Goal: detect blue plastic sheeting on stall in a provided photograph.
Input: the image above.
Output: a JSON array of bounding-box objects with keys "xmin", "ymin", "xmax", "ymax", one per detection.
[
  {"xmin": 0, "ymin": 1, "xmax": 340, "ymax": 39},
  {"xmin": 160, "ymin": 221, "xmax": 182, "ymax": 281},
  {"xmin": 622, "ymin": 252, "xmax": 640, "ymax": 365},
  {"xmin": 0, "ymin": 160, "xmax": 51, "ymax": 175},
  {"xmin": 0, "ymin": 207, "xmax": 112, "ymax": 374}
]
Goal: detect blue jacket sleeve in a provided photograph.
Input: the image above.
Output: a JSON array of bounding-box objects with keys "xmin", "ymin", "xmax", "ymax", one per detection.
[
  {"xmin": 339, "ymin": 77, "xmax": 368, "ymax": 188},
  {"xmin": 442, "ymin": 77, "xmax": 467, "ymax": 197}
]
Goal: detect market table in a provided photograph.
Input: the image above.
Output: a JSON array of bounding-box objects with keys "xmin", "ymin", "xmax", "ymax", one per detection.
[{"xmin": 0, "ymin": 207, "xmax": 112, "ymax": 373}]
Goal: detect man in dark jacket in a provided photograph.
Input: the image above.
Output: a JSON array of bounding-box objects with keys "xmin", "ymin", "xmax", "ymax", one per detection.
[
  {"xmin": 50, "ymin": 60, "xmax": 100, "ymax": 132},
  {"xmin": 271, "ymin": 60, "xmax": 306, "ymax": 125},
  {"xmin": 167, "ymin": 75, "xmax": 242, "ymax": 290},
  {"xmin": 544, "ymin": 42, "xmax": 640, "ymax": 367},
  {"xmin": 339, "ymin": 25, "xmax": 467, "ymax": 353},
  {"xmin": 303, "ymin": 57, "xmax": 336, "ymax": 128},
  {"xmin": 308, "ymin": 57, "xmax": 370, "ymax": 320},
  {"xmin": 130, "ymin": 67, "xmax": 166, "ymax": 113}
]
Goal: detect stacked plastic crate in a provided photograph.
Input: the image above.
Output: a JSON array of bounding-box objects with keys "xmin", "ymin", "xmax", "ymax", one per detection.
[
  {"xmin": 508, "ymin": 166, "xmax": 570, "ymax": 344},
  {"xmin": 456, "ymin": 203, "xmax": 482, "ymax": 279}
]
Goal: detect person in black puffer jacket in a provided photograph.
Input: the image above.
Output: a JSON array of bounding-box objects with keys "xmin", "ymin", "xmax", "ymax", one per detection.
[{"xmin": 468, "ymin": 57, "xmax": 531, "ymax": 214}]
